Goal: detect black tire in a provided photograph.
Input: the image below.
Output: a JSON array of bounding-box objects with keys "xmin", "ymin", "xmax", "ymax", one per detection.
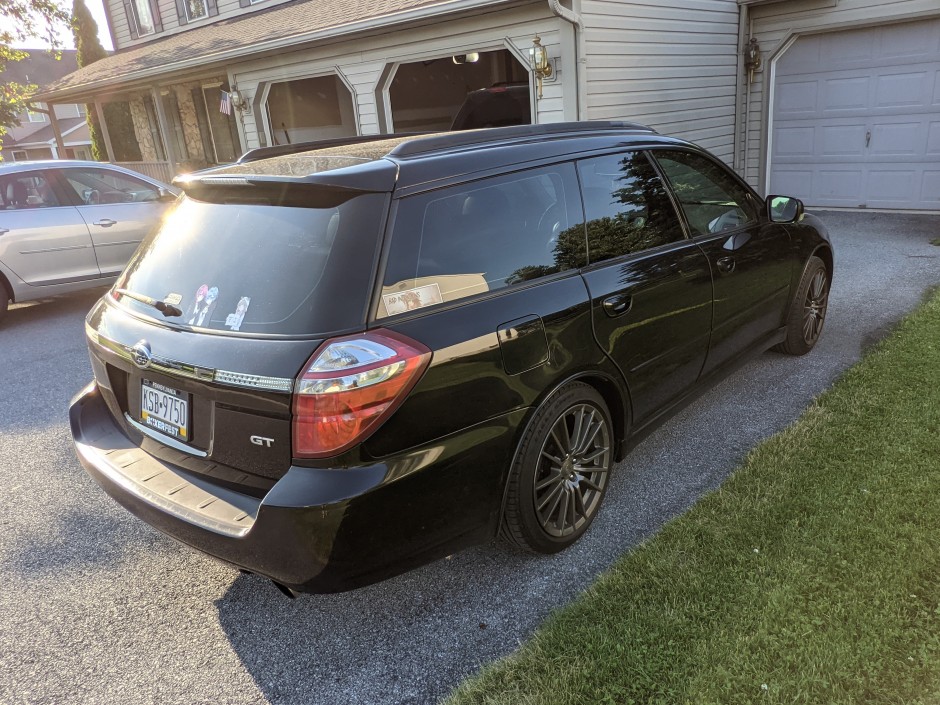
[
  {"xmin": 775, "ymin": 255, "xmax": 829, "ymax": 356},
  {"xmin": 0, "ymin": 285, "xmax": 8, "ymax": 325},
  {"xmin": 502, "ymin": 382, "xmax": 614, "ymax": 553}
]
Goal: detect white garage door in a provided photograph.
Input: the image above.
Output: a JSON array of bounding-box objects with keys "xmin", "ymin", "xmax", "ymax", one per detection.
[{"xmin": 770, "ymin": 19, "xmax": 940, "ymax": 210}]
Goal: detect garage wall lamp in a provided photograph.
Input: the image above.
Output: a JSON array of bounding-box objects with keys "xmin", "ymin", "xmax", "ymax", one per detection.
[
  {"xmin": 744, "ymin": 38, "xmax": 762, "ymax": 83},
  {"xmin": 529, "ymin": 35, "xmax": 553, "ymax": 99},
  {"xmin": 452, "ymin": 52, "xmax": 480, "ymax": 64}
]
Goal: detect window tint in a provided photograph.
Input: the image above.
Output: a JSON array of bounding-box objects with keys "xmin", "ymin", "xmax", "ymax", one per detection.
[
  {"xmin": 577, "ymin": 151, "xmax": 685, "ymax": 263},
  {"xmin": 114, "ymin": 194, "xmax": 387, "ymax": 335},
  {"xmin": 380, "ymin": 165, "xmax": 583, "ymax": 317},
  {"xmin": 62, "ymin": 168, "xmax": 160, "ymax": 205},
  {"xmin": 0, "ymin": 173, "xmax": 61, "ymax": 208},
  {"xmin": 652, "ymin": 150, "xmax": 758, "ymax": 235}
]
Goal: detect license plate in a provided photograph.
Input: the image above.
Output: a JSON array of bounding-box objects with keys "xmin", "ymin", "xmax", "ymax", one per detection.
[{"xmin": 141, "ymin": 379, "xmax": 190, "ymax": 442}]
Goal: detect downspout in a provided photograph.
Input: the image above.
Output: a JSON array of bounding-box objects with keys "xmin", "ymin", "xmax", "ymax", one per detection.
[
  {"xmin": 546, "ymin": 0, "xmax": 586, "ymax": 120},
  {"xmin": 733, "ymin": 3, "xmax": 749, "ymax": 175}
]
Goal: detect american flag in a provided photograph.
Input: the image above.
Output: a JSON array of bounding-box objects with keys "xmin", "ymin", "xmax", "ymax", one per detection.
[{"xmin": 219, "ymin": 90, "xmax": 232, "ymax": 115}]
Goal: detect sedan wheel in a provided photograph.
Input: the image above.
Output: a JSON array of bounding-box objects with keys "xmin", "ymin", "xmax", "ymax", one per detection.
[
  {"xmin": 502, "ymin": 382, "xmax": 613, "ymax": 553},
  {"xmin": 776, "ymin": 255, "xmax": 830, "ymax": 356}
]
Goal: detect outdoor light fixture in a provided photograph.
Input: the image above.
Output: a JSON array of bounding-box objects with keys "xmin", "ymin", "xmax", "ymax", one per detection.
[
  {"xmin": 452, "ymin": 52, "xmax": 480, "ymax": 64},
  {"xmin": 529, "ymin": 34, "xmax": 553, "ymax": 99},
  {"xmin": 230, "ymin": 89, "xmax": 251, "ymax": 113},
  {"xmin": 744, "ymin": 38, "xmax": 762, "ymax": 83}
]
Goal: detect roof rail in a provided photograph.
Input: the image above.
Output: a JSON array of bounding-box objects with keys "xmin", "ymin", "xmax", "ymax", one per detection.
[
  {"xmin": 389, "ymin": 121, "xmax": 655, "ymax": 158},
  {"xmin": 236, "ymin": 132, "xmax": 429, "ymax": 164}
]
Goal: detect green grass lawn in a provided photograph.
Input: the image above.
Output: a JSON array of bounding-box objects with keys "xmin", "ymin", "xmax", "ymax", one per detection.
[{"xmin": 448, "ymin": 288, "xmax": 940, "ymax": 705}]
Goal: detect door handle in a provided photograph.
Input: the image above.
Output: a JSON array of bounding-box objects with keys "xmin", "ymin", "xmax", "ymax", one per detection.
[
  {"xmin": 93, "ymin": 219, "xmax": 117, "ymax": 227},
  {"xmin": 716, "ymin": 256, "xmax": 736, "ymax": 274},
  {"xmin": 865, "ymin": 130, "xmax": 872, "ymax": 148},
  {"xmin": 602, "ymin": 294, "xmax": 633, "ymax": 318}
]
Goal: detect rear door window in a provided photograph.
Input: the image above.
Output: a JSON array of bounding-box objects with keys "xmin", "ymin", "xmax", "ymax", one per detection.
[
  {"xmin": 114, "ymin": 193, "xmax": 388, "ymax": 335},
  {"xmin": 379, "ymin": 164, "xmax": 584, "ymax": 318},
  {"xmin": 576, "ymin": 151, "xmax": 686, "ymax": 263}
]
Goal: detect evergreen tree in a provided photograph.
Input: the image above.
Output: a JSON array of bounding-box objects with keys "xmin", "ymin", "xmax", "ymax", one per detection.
[{"xmin": 71, "ymin": 0, "xmax": 141, "ymax": 161}]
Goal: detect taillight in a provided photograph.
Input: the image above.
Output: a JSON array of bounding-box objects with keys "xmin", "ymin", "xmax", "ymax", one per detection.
[{"xmin": 291, "ymin": 329, "xmax": 432, "ymax": 458}]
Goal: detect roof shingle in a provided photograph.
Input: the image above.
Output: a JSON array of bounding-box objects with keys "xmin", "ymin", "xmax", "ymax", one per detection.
[{"xmin": 38, "ymin": 0, "xmax": 502, "ymax": 100}]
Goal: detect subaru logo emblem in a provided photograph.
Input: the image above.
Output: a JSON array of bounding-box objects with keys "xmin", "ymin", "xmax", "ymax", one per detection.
[{"xmin": 131, "ymin": 340, "xmax": 152, "ymax": 369}]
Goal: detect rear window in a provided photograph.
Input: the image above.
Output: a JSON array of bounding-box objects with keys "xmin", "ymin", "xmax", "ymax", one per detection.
[
  {"xmin": 379, "ymin": 164, "xmax": 583, "ymax": 318},
  {"xmin": 114, "ymin": 194, "xmax": 387, "ymax": 335}
]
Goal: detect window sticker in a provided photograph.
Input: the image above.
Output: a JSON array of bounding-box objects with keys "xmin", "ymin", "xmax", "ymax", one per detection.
[
  {"xmin": 186, "ymin": 284, "xmax": 219, "ymax": 327},
  {"xmin": 382, "ymin": 283, "xmax": 444, "ymax": 316},
  {"xmin": 225, "ymin": 296, "xmax": 251, "ymax": 331},
  {"xmin": 164, "ymin": 292, "xmax": 183, "ymax": 307}
]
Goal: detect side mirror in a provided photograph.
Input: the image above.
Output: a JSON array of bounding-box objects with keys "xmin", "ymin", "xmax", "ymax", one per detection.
[
  {"xmin": 767, "ymin": 195, "xmax": 804, "ymax": 224},
  {"xmin": 158, "ymin": 187, "xmax": 178, "ymax": 202}
]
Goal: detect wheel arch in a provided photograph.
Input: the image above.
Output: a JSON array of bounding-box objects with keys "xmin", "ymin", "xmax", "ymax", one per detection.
[
  {"xmin": 812, "ymin": 244, "xmax": 834, "ymax": 285},
  {"xmin": 0, "ymin": 269, "xmax": 13, "ymax": 303},
  {"xmin": 495, "ymin": 369, "xmax": 632, "ymax": 533}
]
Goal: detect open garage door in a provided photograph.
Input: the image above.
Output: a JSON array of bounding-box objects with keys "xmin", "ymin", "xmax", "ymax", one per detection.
[
  {"xmin": 770, "ymin": 19, "xmax": 940, "ymax": 210},
  {"xmin": 388, "ymin": 48, "xmax": 530, "ymax": 132},
  {"xmin": 266, "ymin": 74, "xmax": 357, "ymax": 146}
]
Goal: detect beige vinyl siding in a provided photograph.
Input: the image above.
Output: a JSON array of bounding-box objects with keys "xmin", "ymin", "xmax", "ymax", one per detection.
[
  {"xmin": 109, "ymin": 0, "xmax": 297, "ymax": 50},
  {"xmin": 582, "ymin": 0, "xmax": 741, "ymax": 165},
  {"xmin": 229, "ymin": 4, "xmax": 563, "ymax": 150},
  {"xmin": 745, "ymin": 0, "xmax": 940, "ymax": 192}
]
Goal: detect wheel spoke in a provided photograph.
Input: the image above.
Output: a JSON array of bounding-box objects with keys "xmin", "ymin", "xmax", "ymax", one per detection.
[
  {"xmin": 570, "ymin": 408, "xmax": 587, "ymax": 455},
  {"xmin": 573, "ymin": 485, "xmax": 587, "ymax": 521},
  {"xmin": 540, "ymin": 450, "xmax": 563, "ymax": 468},
  {"xmin": 537, "ymin": 482, "xmax": 564, "ymax": 514},
  {"xmin": 803, "ymin": 312, "xmax": 815, "ymax": 340},
  {"xmin": 579, "ymin": 446, "xmax": 609, "ymax": 465},
  {"xmin": 580, "ymin": 477, "xmax": 604, "ymax": 493},
  {"xmin": 556, "ymin": 489, "xmax": 570, "ymax": 531},
  {"xmin": 577, "ymin": 419, "xmax": 603, "ymax": 457},
  {"xmin": 535, "ymin": 472, "xmax": 560, "ymax": 492},
  {"xmin": 550, "ymin": 417, "xmax": 570, "ymax": 455}
]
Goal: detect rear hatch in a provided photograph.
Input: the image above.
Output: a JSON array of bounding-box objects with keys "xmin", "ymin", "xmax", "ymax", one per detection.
[{"xmin": 85, "ymin": 178, "xmax": 391, "ymax": 494}]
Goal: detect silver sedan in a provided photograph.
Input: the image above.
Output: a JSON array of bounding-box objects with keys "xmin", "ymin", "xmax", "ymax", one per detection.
[{"xmin": 0, "ymin": 160, "xmax": 179, "ymax": 324}]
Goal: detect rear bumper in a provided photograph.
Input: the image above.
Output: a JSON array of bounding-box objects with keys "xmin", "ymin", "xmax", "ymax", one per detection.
[{"xmin": 70, "ymin": 382, "xmax": 521, "ymax": 593}]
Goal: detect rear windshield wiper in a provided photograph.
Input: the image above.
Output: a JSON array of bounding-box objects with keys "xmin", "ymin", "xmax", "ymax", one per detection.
[{"xmin": 115, "ymin": 289, "xmax": 183, "ymax": 318}]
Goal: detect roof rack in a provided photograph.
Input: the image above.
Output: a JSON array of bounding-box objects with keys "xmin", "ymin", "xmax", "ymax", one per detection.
[
  {"xmin": 236, "ymin": 133, "xmax": 429, "ymax": 164},
  {"xmin": 389, "ymin": 121, "xmax": 655, "ymax": 158}
]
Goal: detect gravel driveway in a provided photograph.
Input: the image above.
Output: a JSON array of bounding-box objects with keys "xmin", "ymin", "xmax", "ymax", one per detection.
[{"xmin": 1, "ymin": 211, "xmax": 937, "ymax": 705}]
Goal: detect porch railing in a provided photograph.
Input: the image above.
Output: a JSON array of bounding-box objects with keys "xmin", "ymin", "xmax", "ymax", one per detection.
[{"xmin": 113, "ymin": 161, "xmax": 174, "ymax": 183}]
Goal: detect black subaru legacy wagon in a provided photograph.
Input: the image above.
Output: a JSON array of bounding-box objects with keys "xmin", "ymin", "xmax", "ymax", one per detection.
[{"xmin": 70, "ymin": 122, "xmax": 833, "ymax": 595}]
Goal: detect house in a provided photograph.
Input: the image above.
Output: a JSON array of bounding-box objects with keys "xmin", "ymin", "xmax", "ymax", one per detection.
[
  {"xmin": 33, "ymin": 0, "xmax": 939, "ymax": 211},
  {"xmin": 3, "ymin": 50, "xmax": 94, "ymax": 162}
]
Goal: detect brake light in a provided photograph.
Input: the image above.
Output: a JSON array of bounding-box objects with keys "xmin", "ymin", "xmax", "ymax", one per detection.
[{"xmin": 291, "ymin": 330, "xmax": 431, "ymax": 458}]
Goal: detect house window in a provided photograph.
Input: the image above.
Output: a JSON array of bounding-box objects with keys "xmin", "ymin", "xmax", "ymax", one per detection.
[
  {"xmin": 11, "ymin": 151, "xmax": 28, "ymax": 162},
  {"xmin": 132, "ymin": 0, "xmax": 156, "ymax": 36},
  {"xmin": 27, "ymin": 109, "xmax": 46, "ymax": 123},
  {"xmin": 185, "ymin": 0, "xmax": 207, "ymax": 20}
]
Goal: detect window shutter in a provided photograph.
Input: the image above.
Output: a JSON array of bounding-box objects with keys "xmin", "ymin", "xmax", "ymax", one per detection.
[
  {"xmin": 175, "ymin": 0, "xmax": 188, "ymax": 25},
  {"xmin": 238, "ymin": 0, "xmax": 251, "ymax": 8},
  {"xmin": 123, "ymin": 0, "xmax": 139, "ymax": 39},
  {"xmin": 207, "ymin": 0, "xmax": 219, "ymax": 16},
  {"xmin": 151, "ymin": 0, "xmax": 163, "ymax": 32}
]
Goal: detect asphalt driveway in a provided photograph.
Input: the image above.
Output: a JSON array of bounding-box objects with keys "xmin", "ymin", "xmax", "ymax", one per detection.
[{"xmin": 0, "ymin": 211, "xmax": 938, "ymax": 705}]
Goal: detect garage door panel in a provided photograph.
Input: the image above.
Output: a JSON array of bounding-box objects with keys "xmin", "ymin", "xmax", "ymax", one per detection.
[
  {"xmin": 820, "ymin": 124, "xmax": 867, "ymax": 156},
  {"xmin": 875, "ymin": 72, "xmax": 928, "ymax": 109},
  {"xmin": 824, "ymin": 76, "xmax": 870, "ymax": 111},
  {"xmin": 776, "ymin": 80, "xmax": 818, "ymax": 115},
  {"xmin": 771, "ymin": 18, "xmax": 940, "ymax": 210},
  {"xmin": 928, "ymin": 123, "xmax": 940, "ymax": 154},
  {"xmin": 922, "ymin": 173, "xmax": 940, "ymax": 204}
]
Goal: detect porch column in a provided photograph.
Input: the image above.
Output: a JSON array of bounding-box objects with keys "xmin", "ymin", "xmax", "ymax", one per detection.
[
  {"xmin": 150, "ymin": 86, "xmax": 178, "ymax": 175},
  {"xmin": 94, "ymin": 100, "xmax": 115, "ymax": 162}
]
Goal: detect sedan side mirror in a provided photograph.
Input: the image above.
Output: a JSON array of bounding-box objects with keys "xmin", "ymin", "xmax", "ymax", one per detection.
[
  {"xmin": 158, "ymin": 187, "xmax": 178, "ymax": 203},
  {"xmin": 767, "ymin": 195, "xmax": 804, "ymax": 224}
]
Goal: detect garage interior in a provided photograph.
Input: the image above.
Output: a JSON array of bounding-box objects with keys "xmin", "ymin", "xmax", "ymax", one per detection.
[
  {"xmin": 388, "ymin": 48, "xmax": 530, "ymax": 132},
  {"xmin": 265, "ymin": 74, "xmax": 358, "ymax": 145}
]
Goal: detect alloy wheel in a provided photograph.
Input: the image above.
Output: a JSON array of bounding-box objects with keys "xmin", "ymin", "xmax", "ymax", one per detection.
[
  {"xmin": 533, "ymin": 403, "xmax": 611, "ymax": 538},
  {"xmin": 802, "ymin": 269, "xmax": 829, "ymax": 345}
]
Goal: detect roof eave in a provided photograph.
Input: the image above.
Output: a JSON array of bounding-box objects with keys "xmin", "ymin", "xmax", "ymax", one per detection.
[{"xmin": 36, "ymin": 0, "xmax": 515, "ymax": 103}]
